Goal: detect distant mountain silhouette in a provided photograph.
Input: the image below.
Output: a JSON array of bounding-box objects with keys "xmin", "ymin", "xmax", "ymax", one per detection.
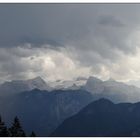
[
  {"xmin": 2, "ymin": 76, "xmax": 140, "ymax": 103},
  {"xmin": 51, "ymin": 98, "xmax": 140, "ymax": 137}
]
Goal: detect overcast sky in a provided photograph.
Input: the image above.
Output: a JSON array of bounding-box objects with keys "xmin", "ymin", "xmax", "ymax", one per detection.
[{"xmin": 1, "ymin": 4, "xmax": 140, "ymax": 82}]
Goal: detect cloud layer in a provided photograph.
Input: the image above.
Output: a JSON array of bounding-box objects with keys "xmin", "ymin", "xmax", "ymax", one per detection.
[{"xmin": 1, "ymin": 4, "xmax": 140, "ymax": 82}]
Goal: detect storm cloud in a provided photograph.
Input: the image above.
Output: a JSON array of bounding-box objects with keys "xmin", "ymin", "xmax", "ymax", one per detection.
[{"xmin": 1, "ymin": 4, "xmax": 140, "ymax": 82}]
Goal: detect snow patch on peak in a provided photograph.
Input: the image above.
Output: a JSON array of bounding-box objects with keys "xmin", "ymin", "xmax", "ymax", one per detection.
[{"xmin": 48, "ymin": 78, "xmax": 87, "ymax": 90}]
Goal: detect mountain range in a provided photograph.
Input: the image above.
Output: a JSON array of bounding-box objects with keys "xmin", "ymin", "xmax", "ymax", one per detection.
[
  {"xmin": 0, "ymin": 76, "xmax": 51, "ymax": 96},
  {"xmin": 1, "ymin": 76, "xmax": 140, "ymax": 136},
  {"xmin": 83, "ymin": 76, "xmax": 140, "ymax": 103}
]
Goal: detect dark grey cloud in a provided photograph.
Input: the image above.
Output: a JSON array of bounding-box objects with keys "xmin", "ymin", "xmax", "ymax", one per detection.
[
  {"xmin": 98, "ymin": 15, "xmax": 124, "ymax": 27},
  {"xmin": 0, "ymin": 4, "xmax": 140, "ymax": 82},
  {"xmin": 0, "ymin": 4, "xmax": 139, "ymax": 48},
  {"xmin": 0, "ymin": 4, "xmax": 127, "ymax": 46},
  {"xmin": 0, "ymin": 4, "xmax": 93, "ymax": 47}
]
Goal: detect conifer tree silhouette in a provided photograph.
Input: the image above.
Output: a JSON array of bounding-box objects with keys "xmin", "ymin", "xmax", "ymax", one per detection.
[
  {"xmin": 9, "ymin": 116, "xmax": 26, "ymax": 137},
  {"xmin": 0, "ymin": 116, "xmax": 9, "ymax": 137},
  {"xmin": 0, "ymin": 115, "xmax": 37, "ymax": 137}
]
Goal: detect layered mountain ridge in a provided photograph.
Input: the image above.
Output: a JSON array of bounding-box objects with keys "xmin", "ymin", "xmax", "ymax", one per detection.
[{"xmin": 1, "ymin": 76, "xmax": 140, "ymax": 136}]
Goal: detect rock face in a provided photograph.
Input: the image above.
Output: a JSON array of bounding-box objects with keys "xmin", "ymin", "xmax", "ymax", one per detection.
[
  {"xmin": 0, "ymin": 89, "xmax": 94, "ymax": 136},
  {"xmin": 51, "ymin": 98, "xmax": 140, "ymax": 137}
]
